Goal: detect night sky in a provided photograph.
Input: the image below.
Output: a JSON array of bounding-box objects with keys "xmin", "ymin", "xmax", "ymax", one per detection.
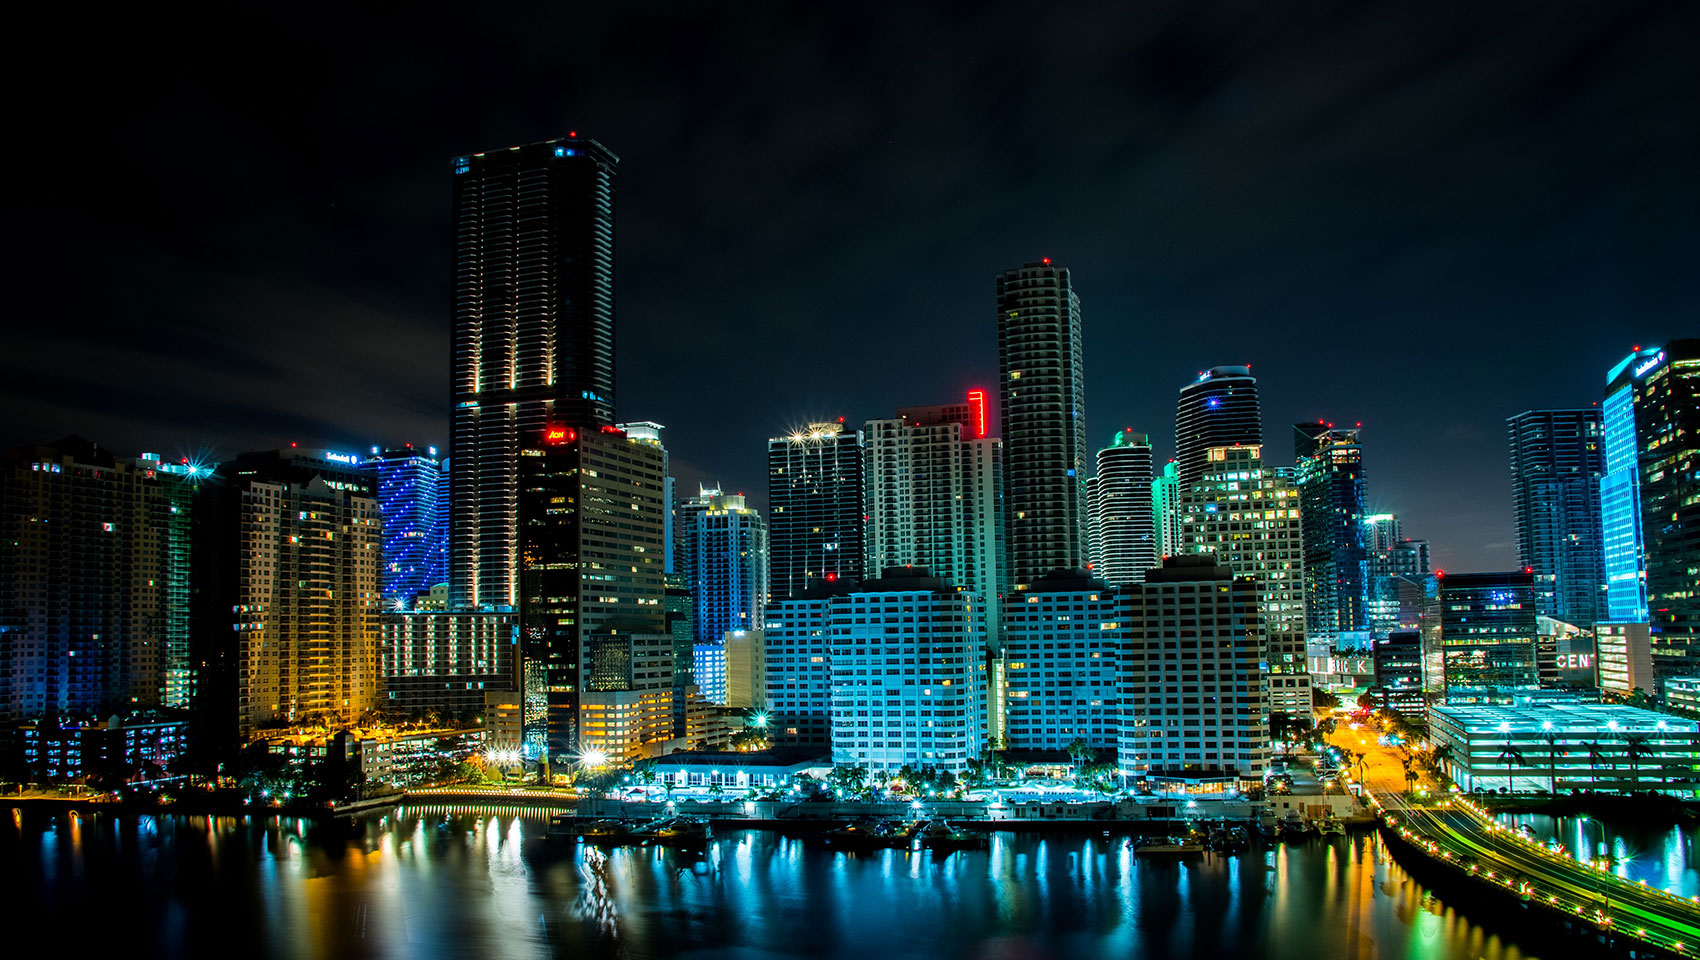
[{"xmin": 5, "ymin": 3, "xmax": 1696, "ymax": 573}]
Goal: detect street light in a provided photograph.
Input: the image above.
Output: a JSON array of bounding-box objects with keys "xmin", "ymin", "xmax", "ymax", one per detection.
[{"xmin": 1579, "ymin": 815, "xmax": 1612, "ymax": 922}]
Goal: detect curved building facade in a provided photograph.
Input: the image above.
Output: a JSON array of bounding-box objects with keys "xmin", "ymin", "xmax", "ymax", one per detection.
[
  {"xmin": 1175, "ymin": 366, "xmax": 1262, "ymax": 486},
  {"xmin": 1089, "ymin": 430, "xmax": 1155, "ymax": 586}
]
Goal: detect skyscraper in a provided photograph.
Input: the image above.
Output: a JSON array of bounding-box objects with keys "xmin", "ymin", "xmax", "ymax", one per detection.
[
  {"xmin": 1505, "ymin": 409, "xmax": 1606, "ymax": 627},
  {"xmin": 1174, "ymin": 366, "xmax": 1261, "ymax": 486},
  {"xmin": 863, "ymin": 392, "xmax": 1004, "ymax": 642},
  {"xmin": 997, "ymin": 260, "xmax": 1088, "ymax": 589},
  {"xmin": 1365, "ymin": 513, "xmax": 1431, "ymax": 637},
  {"xmin": 1179, "ymin": 445, "xmax": 1309, "ymax": 719},
  {"xmin": 371, "ymin": 445, "xmax": 448, "ymax": 610},
  {"xmin": 517, "ymin": 424, "xmax": 671, "ymax": 764},
  {"xmin": 1600, "ymin": 345, "xmax": 1660, "ymax": 625},
  {"xmin": 767, "ymin": 421, "xmax": 863, "ymax": 600},
  {"xmin": 192, "ymin": 448, "xmax": 383, "ymax": 744},
  {"xmin": 450, "ymin": 133, "xmax": 619, "ymax": 611},
  {"xmin": 1088, "ymin": 429, "xmax": 1155, "ymax": 586},
  {"xmin": 1151, "ymin": 460, "xmax": 1182, "ymax": 561},
  {"xmin": 0, "ymin": 440, "xmax": 207, "ymax": 723},
  {"xmin": 684, "ymin": 491, "xmax": 769, "ymax": 645},
  {"xmin": 1627, "ymin": 341, "xmax": 1700, "ymax": 647},
  {"xmin": 1294, "ymin": 422, "xmax": 1369, "ymax": 648}
]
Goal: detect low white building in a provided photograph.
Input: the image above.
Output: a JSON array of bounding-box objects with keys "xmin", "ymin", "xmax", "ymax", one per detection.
[{"xmin": 1430, "ymin": 699, "xmax": 1700, "ymax": 796}]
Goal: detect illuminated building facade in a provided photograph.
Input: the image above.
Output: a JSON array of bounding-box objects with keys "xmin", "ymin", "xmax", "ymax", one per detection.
[
  {"xmin": 1600, "ymin": 345, "xmax": 1659, "ymax": 624},
  {"xmin": 0, "ymin": 440, "xmax": 209, "ymax": 723},
  {"xmin": 1151, "ymin": 460, "xmax": 1182, "ymax": 560},
  {"xmin": 764, "ymin": 588, "xmax": 839, "ymax": 748},
  {"xmin": 1372, "ymin": 631, "xmax": 1425, "ymax": 717},
  {"xmin": 997, "ymin": 260, "xmax": 1088, "ymax": 590},
  {"xmin": 192, "ymin": 449, "xmax": 383, "ymax": 743},
  {"xmin": 827, "ymin": 569, "xmax": 985, "ymax": 774},
  {"xmin": 370, "ymin": 445, "xmax": 448, "ymax": 610},
  {"xmin": 1419, "ymin": 571, "xmax": 1539, "ymax": 704},
  {"xmin": 1294, "ymin": 423, "xmax": 1369, "ymax": 649},
  {"xmin": 1174, "ymin": 365, "xmax": 1261, "ymax": 487},
  {"xmin": 1506, "ymin": 409, "xmax": 1605, "ymax": 626},
  {"xmin": 1001, "ymin": 571, "xmax": 1120, "ymax": 751},
  {"xmin": 517, "ymin": 424, "xmax": 672, "ymax": 764},
  {"xmin": 683, "ymin": 491, "xmax": 768, "ymax": 645},
  {"xmin": 767, "ymin": 421, "xmax": 863, "ymax": 600},
  {"xmin": 1629, "ymin": 340, "xmax": 1700, "ymax": 647},
  {"xmin": 380, "ymin": 609, "xmax": 517, "ymax": 719},
  {"xmin": 1429, "ymin": 700, "xmax": 1700, "ymax": 797},
  {"xmin": 1178, "ymin": 445, "xmax": 1309, "ymax": 719},
  {"xmin": 450, "ymin": 133, "xmax": 618, "ymax": 610},
  {"xmin": 864, "ymin": 391, "xmax": 1004, "ymax": 646},
  {"xmin": 1088, "ymin": 430, "xmax": 1155, "ymax": 586},
  {"xmin": 1118, "ymin": 556, "xmax": 1270, "ymax": 787},
  {"xmin": 1365, "ymin": 513, "xmax": 1431, "ymax": 636}
]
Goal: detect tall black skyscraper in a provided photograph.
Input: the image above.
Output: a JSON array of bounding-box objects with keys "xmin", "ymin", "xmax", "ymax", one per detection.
[
  {"xmin": 767, "ymin": 422, "xmax": 863, "ymax": 600},
  {"xmin": 449, "ymin": 133, "xmax": 618, "ymax": 610},
  {"xmin": 1505, "ymin": 409, "xmax": 1605, "ymax": 626},
  {"xmin": 997, "ymin": 259, "xmax": 1087, "ymax": 590},
  {"xmin": 1294, "ymin": 422, "xmax": 1370, "ymax": 648},
  {"xmin": 1174, "ymin": 366, "xmax": 1261, "ymax": 486}
]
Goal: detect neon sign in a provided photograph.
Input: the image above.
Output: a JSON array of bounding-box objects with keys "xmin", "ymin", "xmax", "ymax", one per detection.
[
  {"xmin": 544, "ymin": 426, "xmax": 575, "ymax": 445},
  {"xmin": 966, "ymin": 388, "xmax": 988, "ymax": 439},
  {"xmin": 324, "ymin": 452, "xmax": 359, "ymax": 465},
  {"xmin": 1634, "ymin": 350, "xmax": 1666, "ymax": 378}
]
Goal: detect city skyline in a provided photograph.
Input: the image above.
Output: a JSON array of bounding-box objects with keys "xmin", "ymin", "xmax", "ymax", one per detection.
[{"xmin": 5, "ymin": 5, "xmax": 1694, "ymax": 577}]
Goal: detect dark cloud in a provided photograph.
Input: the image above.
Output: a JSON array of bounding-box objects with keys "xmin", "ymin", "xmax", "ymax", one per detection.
[{"xmin": 3, "ymin": 1, "xmax": 1696, "ymax": 572}]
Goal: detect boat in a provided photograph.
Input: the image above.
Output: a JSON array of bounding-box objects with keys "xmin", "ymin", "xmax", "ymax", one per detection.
[
  {"xmin": 1206, "ymin": 825, "xmax": 1249, "ymax": 852},
  {"xmin": 1319, "ymin": 814, "xmax": 1346, "ymax": 838},
  {"xmin": 1135, "ymin": 835, "xmax": 1206, "ymax": 856},
  {"xmin": 1253, "ymin": 815, "xmax": 1281, "ymax": 841},
  {"xmin": 1281, "ymin": 814, "xmax": 1316, "ymax": 842},
  {"xmin": 655, "ymin": 816, "xmax": 713, "ymax": 851},
  {"xmin": 550, "ymin": 817, "xmax": 631, "ymax": 843},
  {"xmin": 921, "ymin": 820, "xmax": 989, "ymax": 852}
]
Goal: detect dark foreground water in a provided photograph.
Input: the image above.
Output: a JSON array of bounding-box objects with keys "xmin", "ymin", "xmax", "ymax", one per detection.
[
  {"xmin": 3, "ymin": 804, "xmax": 1546, "ymax": 959},
  {"xmin": 1494, "ymin": 809, "xmax": 1700, "ymax": 896}
]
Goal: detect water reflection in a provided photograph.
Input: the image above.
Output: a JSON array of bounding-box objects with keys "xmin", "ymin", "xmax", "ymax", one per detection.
[
  {"xmin": 0, "ymin": 808, "xmax": 1554, "ymax": 959},
  {"xmin": 1496, "ymin": 810, "xmax": 1700, "ymax": 896}
]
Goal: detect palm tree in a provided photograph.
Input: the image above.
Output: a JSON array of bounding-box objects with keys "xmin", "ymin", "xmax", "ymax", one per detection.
[
  {"xmin": 1065, "ymin": 738, "xmax": 1092, "ymax": 771},
  {"xmin": 1624, "ymin": 734, "xmax": 1653, "ymax": 794},
  {"xmin": 1542, "ymin": 728, "xmax": 1560, "ymax": 794},
  {"xmin": 1585, "ymin": 741, "xmax": 1611, "ymax": 790},
  {"xmin": 1497, "ymin": 743, "xmax": 1525, "ymax": 794}
]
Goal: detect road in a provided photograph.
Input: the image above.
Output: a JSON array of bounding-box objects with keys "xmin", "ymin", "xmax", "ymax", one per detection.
[{"xmin": 1378, "ymin": 788, "xmax": 1700, "ymax": 953}]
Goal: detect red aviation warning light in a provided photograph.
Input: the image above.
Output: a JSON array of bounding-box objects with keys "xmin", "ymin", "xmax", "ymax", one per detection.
[
  {"xmin": 544, "ymin": 426, "xmax": 575, "ymax": 445},
  {"xmin": 967, "ymin": 388, "xmax": 988, "ymax": 438}
]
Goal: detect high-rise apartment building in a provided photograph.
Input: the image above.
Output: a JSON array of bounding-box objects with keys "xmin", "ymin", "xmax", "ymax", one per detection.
[
  {"xmin": 1627, "ymin": 341, "xmax": 1700, "ymax": 646},
  {"xmin": 191, "ymin": 449, "xmax": 383, "ymax": 744},
  {"xmin": 1002, "ymin": 571, "xmax": 1120, "ymax": 751},
  {"xmin": 1419, "ymin": 571, "xmax": 1539, "ymax": 704},
  {"xmin": 997, "ymin": 260, "xmax": 1088, "ymax": 589},
  {"xmin": 1118, "ymin": 556, "xmax": 1271, "ymax": 787},
  {"xmin": 682, "ymin": 491, "xmax": 768, "ymax": 645},
  {"xmin": 1174, "ymin": 366, "xmax": 1261, "ymax": 487},
  {"xmin": 767, "ymin": 421, "xmax": 863, "ymax": 600},
  {"xmin": 517, "ymin": 424, "xmax": 671, "ymax": 764},
  {"xmin": 0, "ymin": 440, "xmax": 206, "ymax": 723},
  {"xmin": 370, "ymin": 445, "xmax": 448, "ymax": 610},
  {"xmin": 864, "ymin": 393, "xmax": 1004, "ymax": 639},
  {"xmin": 1178, "ymin": 445, "xmax": 1309, "ymax": 719},
  {"xmin": 450, "ymin": 133, "xmax": 619, "ymax": 610},
  {"xmin": 1294, "ymin": 423, "xmax": 1369, "ymax": 648},
  {"xmin": 1088, "ymin": 430, "xmax": 1155, "ymax": 586},
  {"xmin": 1506, "ymin": 409, "xmax": 1606, "ymax": 626},
  {"xmin": 1152, "ymin": 460, "xmax": 1182, "ymax": 561},
  {"xmin": 827, "ymin": 569, "xmax": 985, "ymax": 774}
]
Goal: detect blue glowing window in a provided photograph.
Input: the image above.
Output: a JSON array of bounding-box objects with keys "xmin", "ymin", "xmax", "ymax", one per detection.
[{"xmin": 555, "ymin": 147, "xmax": 565, "ymax": 156}]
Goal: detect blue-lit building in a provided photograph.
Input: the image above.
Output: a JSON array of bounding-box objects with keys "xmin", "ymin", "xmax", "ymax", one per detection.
[
  {"xmin": 371, "ymin": 445, "xmax": 448, "ymax": 610},
  {"xmin": 1600, "ymin": 347, "xmax": 1658, "ymax": 625},
  {"xmin": 1506, "ymin": 410, "xmax": 1605, "ymax": 626},
  {"xmin": 1421, "ymin": 571, "xmax": 1539, "ymax": 704}
]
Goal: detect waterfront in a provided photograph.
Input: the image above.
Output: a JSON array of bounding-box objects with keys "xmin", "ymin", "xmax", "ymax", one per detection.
[
  {"xmin": 1493, "ymin": 809, "xmax": 1700, "ymax": 896},
  {"xmin": 0, "ymin": 805, "xmax": 1556, "ymax": 959}
]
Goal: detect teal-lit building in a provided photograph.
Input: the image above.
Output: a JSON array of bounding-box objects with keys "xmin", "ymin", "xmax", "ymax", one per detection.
[{"xmin": 1430, "ymin": 700, "xmax": 1700, "ymax": 796}]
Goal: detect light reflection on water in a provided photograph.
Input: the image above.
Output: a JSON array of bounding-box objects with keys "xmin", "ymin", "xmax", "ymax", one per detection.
[
  {"xmin": 1494, "ymin": 810, "xmax": 1699, "ymax": 896},
  {"xmin": 0, "ymin": 807, "xmax": 1549, "ymax": 959}
]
